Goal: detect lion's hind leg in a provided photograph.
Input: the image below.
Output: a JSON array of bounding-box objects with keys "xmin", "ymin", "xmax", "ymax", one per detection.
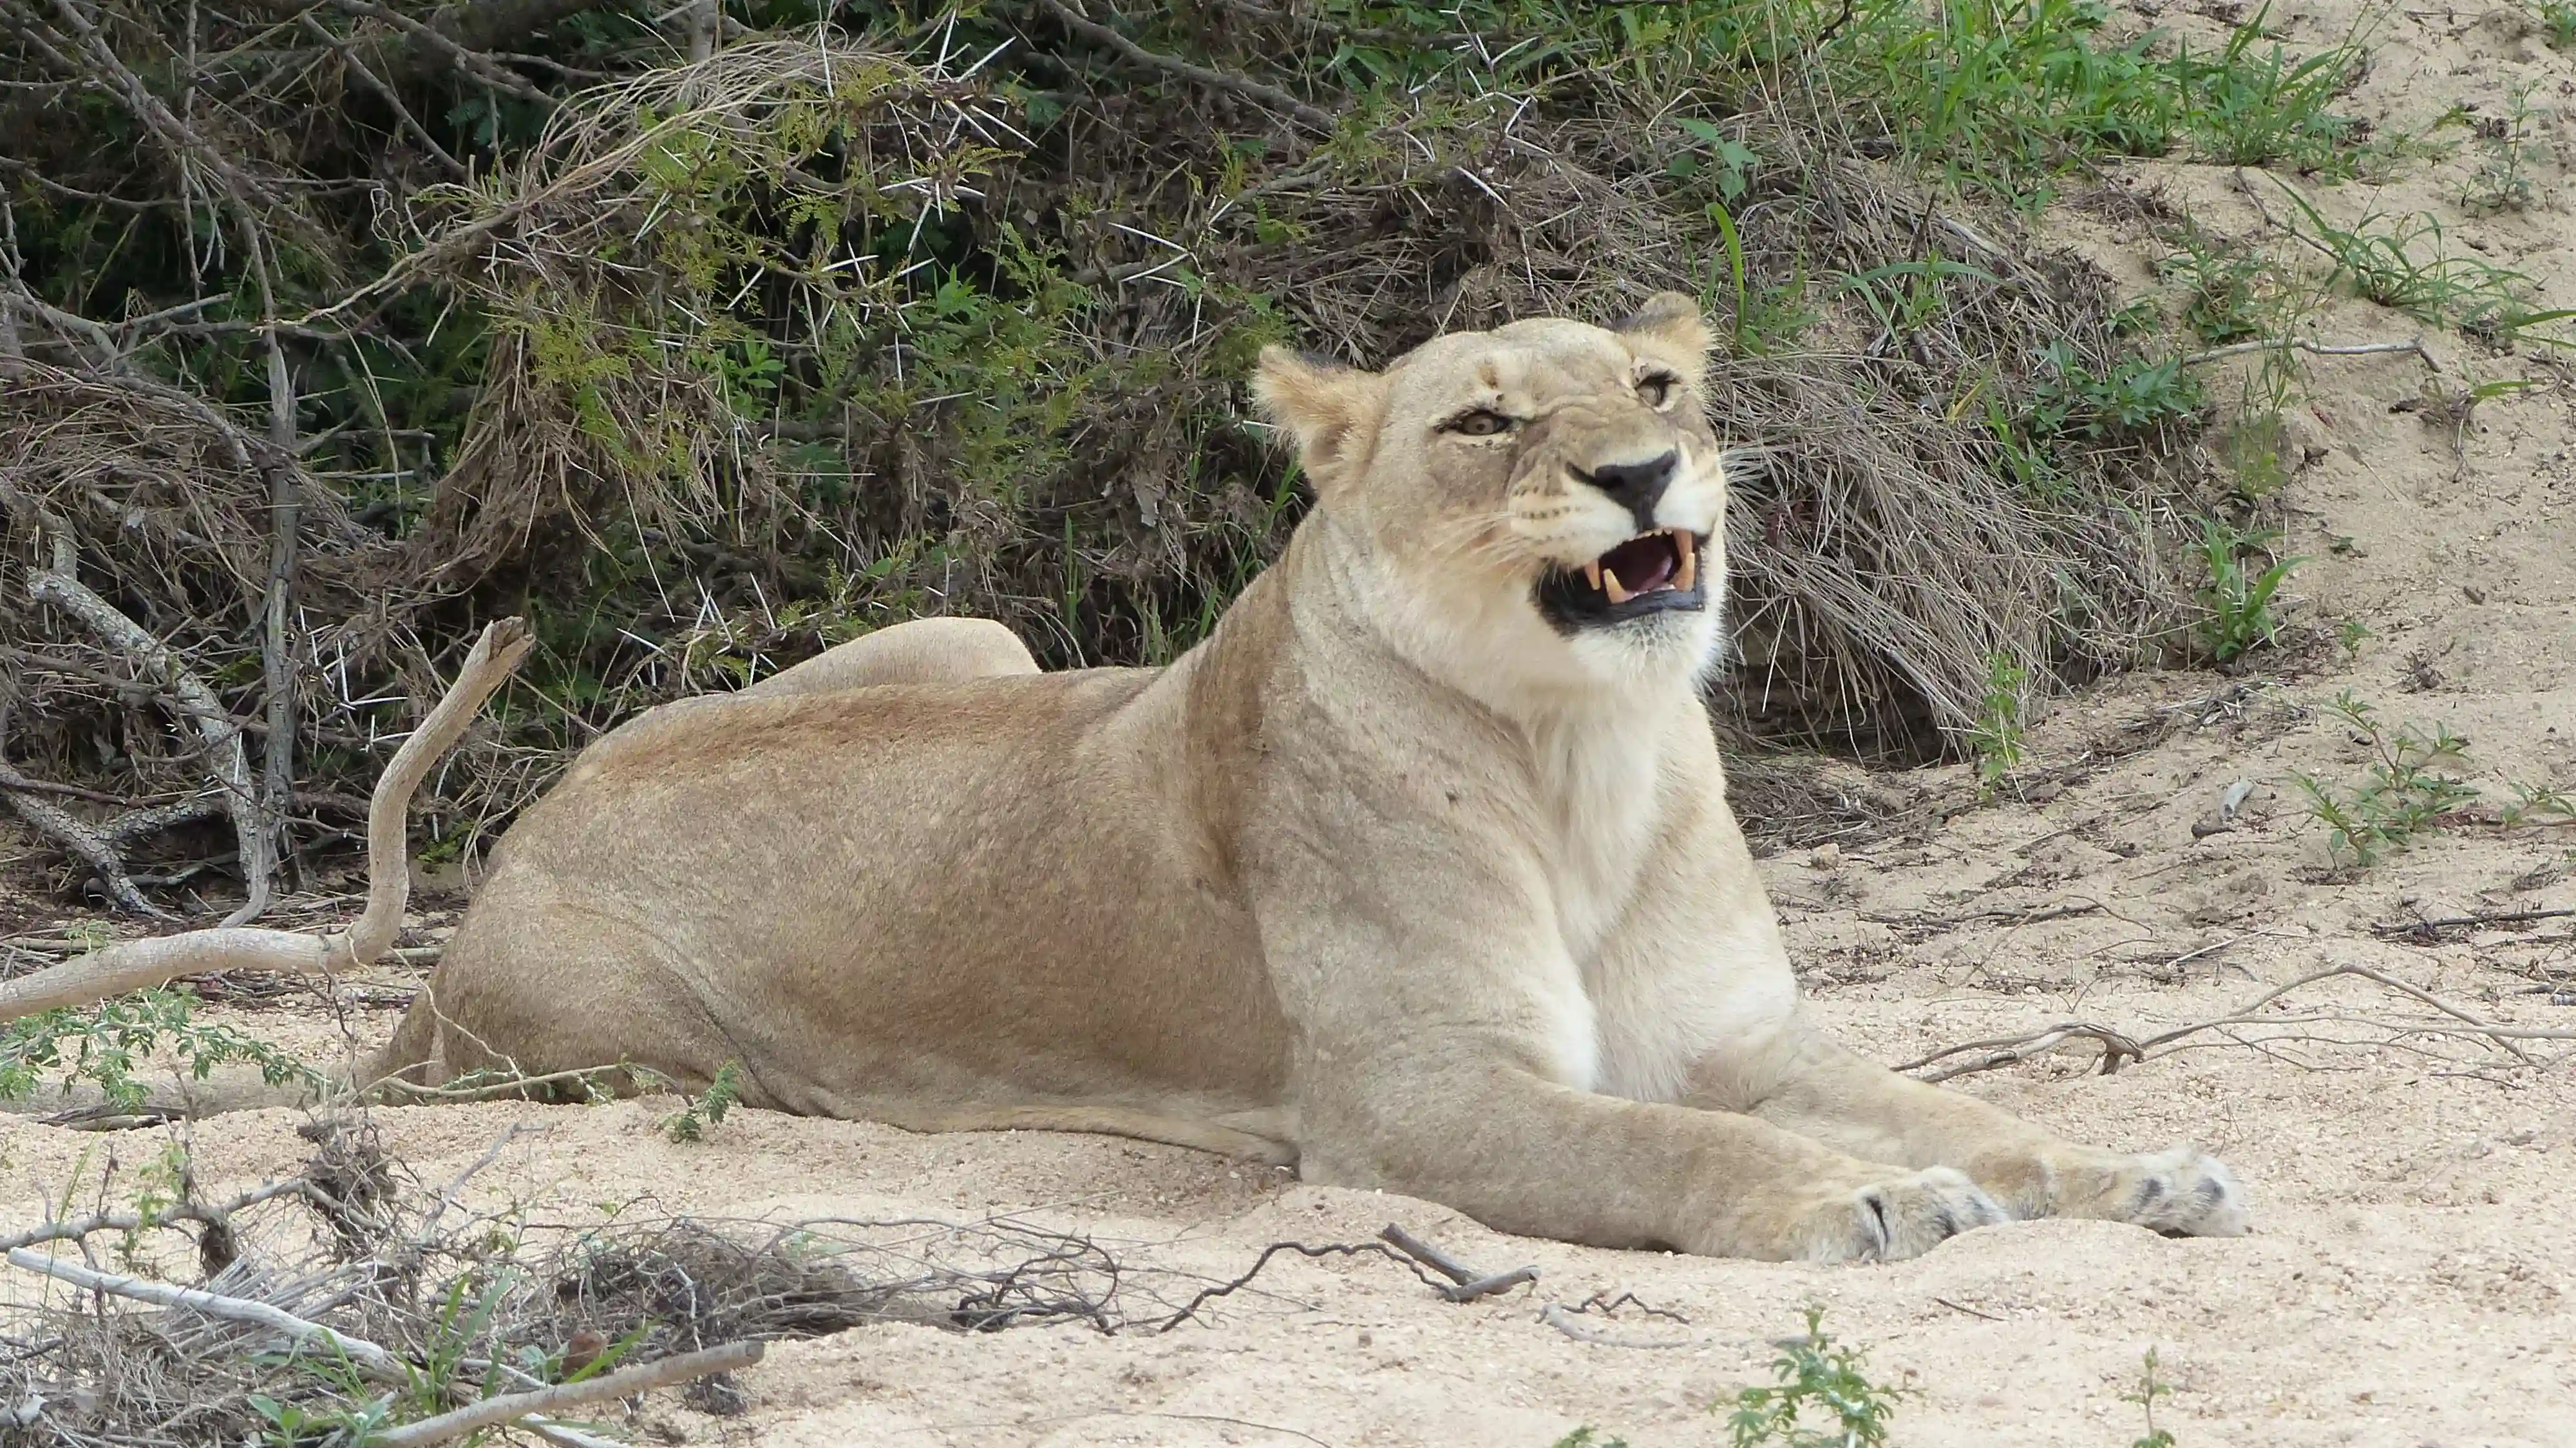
[
  {"xmin": 370, "ymin": 890, "xmax": 765, "ymax": 1110},
  {"xmin": 739, "ymin": 616, "xmax": 1038, "ymax": 699}
]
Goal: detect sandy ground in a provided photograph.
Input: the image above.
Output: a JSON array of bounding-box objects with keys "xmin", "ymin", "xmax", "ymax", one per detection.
[{"xmin": 5, "ymin": 3, "xmax": 2575, "ymax": 1444}]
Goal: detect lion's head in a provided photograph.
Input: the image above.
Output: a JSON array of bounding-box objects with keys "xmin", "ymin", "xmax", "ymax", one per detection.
[{"xmin": 1252, "ymin": 293, "xmax": 1731, "ymax": 700}]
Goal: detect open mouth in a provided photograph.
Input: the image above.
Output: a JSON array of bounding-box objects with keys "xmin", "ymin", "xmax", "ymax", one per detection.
[{"xmin": 1535, "ymin": 529, "xmax": 1709, "ymax": 629}]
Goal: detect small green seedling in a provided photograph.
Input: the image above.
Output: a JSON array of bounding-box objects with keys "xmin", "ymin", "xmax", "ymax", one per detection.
[
  {"xmin": 2290, "ymin": 693, "xmax": 2479, "ymax": 866},
  {"xmin": 1727, "ymin": 1306, "xmax": 1907, "ymax": 1447},
  {"xmin": 662, "ymin": 1059, "xmax": 744, "ymax": 1142},
  {"xmin": 1968, "ymin": 650, "xmax": 2029, "ymax": 794},
  {"xmin": 0, "ymin": 989, "xmax": 318, "ymax": 1112},
  {"xmin": 2193, "ymin": 517, "xmax": 2301, "ymax": 663},
  {"xmin": 2127, "ymin": 1347, "xmax": 2179, "ymax": 1447}
]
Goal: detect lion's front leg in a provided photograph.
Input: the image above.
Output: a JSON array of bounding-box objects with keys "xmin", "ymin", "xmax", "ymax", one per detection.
[
  {"xmin": 1253, "ymin": 886, "xmax": 2004, "ymax": 1261},
  {"xmin": 1715, "ymin": 1024, "xmax": 2249, "ymax": 1238}
]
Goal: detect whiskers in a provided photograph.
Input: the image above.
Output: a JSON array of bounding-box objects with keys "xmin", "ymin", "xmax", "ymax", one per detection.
[{"xmin": 1417, "ymin": 509, "xmax": 1555, "ymax": 571}]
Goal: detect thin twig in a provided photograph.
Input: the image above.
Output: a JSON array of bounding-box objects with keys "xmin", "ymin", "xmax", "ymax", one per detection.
[
  {"xmin": 1539, "ymin": 1301, "xmax": 1692, "ymax": 1348},
  {"xmin": 1895, "ymin": 1022, "xmax": 2144, "ymax": 1082},
  {"xmin": 2374, "ymin": 907, "xmax": 2575, "ymax": 940},
  {"xmin": 1147, "ymin": 1240, "xmax": 1446, "ymax": 1332},
  {"xmin": 2183, "ymin": 337, "xmax": 2430, "ymax": 366},
  {"xmin": 1905, "ymin": 962, "xmax": 2576, "ymax": 1085},
  {"xmin": 1375, "ymin": 1223, "xmax": 1475, "ymax": 1284},
  {"xmin": 0, "ymin": 1179, "xmax": 319, "ymax": 1254}
]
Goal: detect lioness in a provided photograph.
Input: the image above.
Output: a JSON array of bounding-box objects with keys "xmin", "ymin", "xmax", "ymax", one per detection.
[{"xmin": 12, "ymin": 296, "xmax": 2243, "ymax": 1262}]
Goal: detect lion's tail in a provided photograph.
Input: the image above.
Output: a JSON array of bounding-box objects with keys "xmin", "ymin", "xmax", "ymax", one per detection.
[{"xmin": 0, "ymin": 620, "xmax": 535, "ymax": 1119}]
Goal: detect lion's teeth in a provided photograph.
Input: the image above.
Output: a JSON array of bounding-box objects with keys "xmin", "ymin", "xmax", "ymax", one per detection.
[
  {"xmin": 1584, "ymin": 560, "xmax": 1603, "ymax": 592},
  {"xmin": 1674, "ymin": 535, "xmax": 1697, "ymax": 593},
  {"xmin": 1603, "ymin": 567, "xmax": 1632, "ymax": 605}
]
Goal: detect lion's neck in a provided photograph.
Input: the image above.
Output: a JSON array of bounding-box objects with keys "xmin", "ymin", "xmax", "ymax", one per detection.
[{"xmin": 1286, "ymin": 515, "xmax": 1698, "ymax": 952}]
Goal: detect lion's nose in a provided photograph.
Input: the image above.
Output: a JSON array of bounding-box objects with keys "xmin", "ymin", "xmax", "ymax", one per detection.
[{"xmin": 1575, "ymin": 451, "xmax": 1678, "ymax": 533}]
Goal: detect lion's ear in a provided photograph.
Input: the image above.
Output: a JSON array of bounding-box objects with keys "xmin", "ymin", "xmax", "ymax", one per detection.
[
  {"xmin": 1251, "ymin": 346, "xmax": 1385, "ymax": 492},
  {"xmin": 1615, "ymin": 291, "xmax": 1712, "ymax": 388}
]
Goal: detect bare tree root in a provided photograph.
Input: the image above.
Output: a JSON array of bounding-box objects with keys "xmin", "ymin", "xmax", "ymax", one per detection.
[
  {"xmin": 1895, "ymin": 1021, "xmax": 2145, "ymax": 1083},
  {"xmin": 0, "ymin": 783, "xmax": 170, "ymax": 919},
  {"xmin": 15, "ymin": 502, "xmax": 274, "ymax": 923},
  {"xmin": 1902, "ymin": 962, "xmax": 2576, "ymax": 1084},
  {"xmin": 1376, "ymin": 1223, "xmax": 1540, "ymax": 1303},
  {"xmin": 0, "ymin": 617, "xmax": 532, "ymax": 1022}
]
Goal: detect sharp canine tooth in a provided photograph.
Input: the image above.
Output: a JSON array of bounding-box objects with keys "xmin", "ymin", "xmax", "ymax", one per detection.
[
  {"xmin": 1675, "ymin": 534, "xmax": 1697, "ymax": 592},
  {"xmin": 1584, "ymin": 560, "xmax": 1602, "ymax": 591},
  {"xmin": 1604, "ymin": 567, "xmax": 1633, "ymax": 605}
]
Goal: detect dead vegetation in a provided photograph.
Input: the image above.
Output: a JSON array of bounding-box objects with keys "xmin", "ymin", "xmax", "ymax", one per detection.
[
  {"xmin": 0, "ymin": 1109, "xmax": 1587, "ymax": 1443},
  {"xmin": 0, "ymin": 1, "xmax": 2230, "ymax": 921}
]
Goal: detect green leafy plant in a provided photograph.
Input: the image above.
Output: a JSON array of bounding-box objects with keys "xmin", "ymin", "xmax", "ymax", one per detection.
[
  {"xmin": 2027, "ymin": 342, "xmax": 2203, "ymax": 439},
  {"xmin": 1727, "ymin": 1306, "xmax": 1907, "ymax": 1447},
  {"xmin": 2277, "ymin": 189, "xmax": 2532, "ymax": 330},
  {"xmin": 2290, "ymin": 693, "xmax": 2481, "ymax": 867},
  {"xmin": 2158, "ymin": 225, "xmax": 2280, "ymax": 344},
  {"xmin": 1968, "ymin": 651, "xmax": 2030, "ymax": 793},
  {"xmin": 2192, "ymin": 517, "xmax": 2300, "ymax": 662},
  {"xmin": 0, "ymin": 989, "xmax": 319, "ymax": 1112},
  {"xmin": 2499, "ymin": 782, "xmax": 2576, "ymax": 828},
  {"xmin": 2458, "ymin": 85, "xmax": 2542, "ymax": 213},
  {"xmin": 663, "ymin": 1060, "xmax": 745, "ymax": 1143},
  {"xmin": 2126, "ymin": 1348, "xmax": 2178, "ymax": 1448},
  {"xmin": 1551, "ymin": 1430, "xmax": 1632, "ymax": 1448},
  {"xmin": 2168, "ymin": 8, "xmax": 2364, "ymax": 173}
]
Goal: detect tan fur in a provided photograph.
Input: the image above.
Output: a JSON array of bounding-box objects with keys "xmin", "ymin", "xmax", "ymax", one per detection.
[{"xmin": 363, "ymin": 295, "xmax": 2245, "ymax": 1261}]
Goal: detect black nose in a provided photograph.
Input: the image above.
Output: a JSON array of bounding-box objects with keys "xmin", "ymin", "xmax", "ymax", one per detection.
[{"xmin": 1576, "ymin": 452, "xmax": 1678, "ymax": 533}]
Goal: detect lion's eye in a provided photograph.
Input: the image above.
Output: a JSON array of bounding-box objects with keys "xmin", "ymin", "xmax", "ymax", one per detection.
[
  {"xmin": 1636, "ymin": 372, "xmax": 1679, "ymax": 408},
  {"xmin": 1445, "ymin": 408, "xmax": 1517, "ymax": 437}
]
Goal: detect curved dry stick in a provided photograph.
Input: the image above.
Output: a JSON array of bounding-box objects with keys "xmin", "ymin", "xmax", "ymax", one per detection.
[
  {"xmin": 0, "ymin": 618, "xmax": 533, "ymax": 1022},
  {"xmin": 1895, "ymin": 1022, "xmax": 2145, "ymax": 1083},
  {"xmin": 370, "ymin": 1340, "xmax": 762, "ymax": 1448},
  {"xmin": 1539, "ymin": 1302, "xmax": 1693, "ymax": 1349}
]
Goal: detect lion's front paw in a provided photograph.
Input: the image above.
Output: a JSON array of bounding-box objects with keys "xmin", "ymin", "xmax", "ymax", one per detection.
[
  {"xmin": 1792, "ymin": 1166, "xmax": 2008, "ymax": 1264},
  {"xmin": 2090, "ymin": 1145, "xmax": 2249, "ymax": 1237}
]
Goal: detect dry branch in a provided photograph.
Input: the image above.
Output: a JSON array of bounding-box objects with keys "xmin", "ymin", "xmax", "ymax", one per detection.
[
  {"xmin": 2183, "ymin": 337, "xmax": 2430, "ymax": 366},
  {"xmin": 1903, "ymin": 962, "xmax": 2576, "ymax": 1085},
  {"xmin": 1539, "ymin": 1302, "xmax": 1692, "ymax": 1349},
  {"xmin": 371, "ymin": 1340, "xmax": 762, "ymax": 1448},
  {"xmin": 1376, "ymin": 1223, "xmax": 1539, "ymax": 1302},
  {"xmin": 1895, "ymin": 1022, "xmax": 2145, "ymax": 1083},
  {"xmin": 0, "ymin": 1179, "xmax": 319, "ymax": 1255},
  {"xmin": 0, "ymin": 618, "xmax": 533, "ymax": 1022},
  {"xmin": 0, "ymin": 786, "xmax": 169, "ymax": 919},
  {"xmin": 17, "ymin": 504, "xmax": 272, "ymax": 925},
  {"xmin": 5, "ymin": 1246, "xmax": 403, "ymax": 1379}
]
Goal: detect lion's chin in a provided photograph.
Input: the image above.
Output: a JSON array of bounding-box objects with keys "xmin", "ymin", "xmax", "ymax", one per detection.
[{"xmin": 1535, "ymin": 528, "xmax": 1708, "ymax": 631}]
